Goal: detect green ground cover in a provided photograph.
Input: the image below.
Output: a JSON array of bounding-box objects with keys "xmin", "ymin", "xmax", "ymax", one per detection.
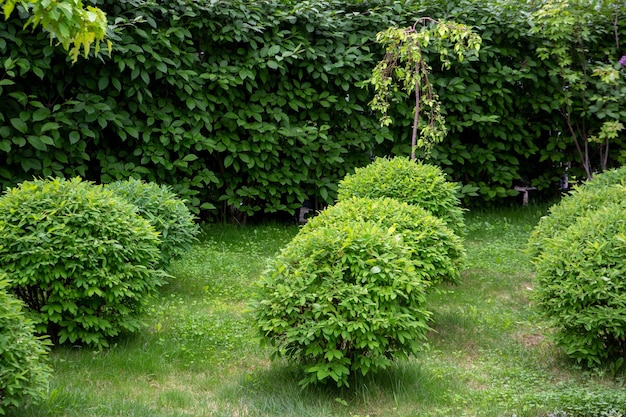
[{"xmin": 14, "ymin": 205, "xmax": 626, "ymax": 417}]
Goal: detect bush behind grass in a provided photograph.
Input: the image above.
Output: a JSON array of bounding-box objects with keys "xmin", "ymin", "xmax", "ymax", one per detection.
[
  {"xmin": 254, "ymin": 220, "xmax": 431, "ymax": 388},
  {"xmin": 0, "ymin": 273, "xmax": 51, "ymax": 415},
  {"xmin": 105, "ymin": 178, "xmax": 200, "ymax": 268},
  {"xmin": 529, "ymin": 168, "xmax": 626, "ymax": 369},
  {"xmin": 0, "ymin": 177, "xmax": 167, "ymax": 348},
  {"xmin": 532, "ymin": 201, "xmax": 626, "ymax": 368},
  {"xmin": 337, "ymin": 157, "xmax": 465, "ymax": 235},
  {"xmin": 303, "ymin": 196, "xmax": 464, "ymax": 287}
]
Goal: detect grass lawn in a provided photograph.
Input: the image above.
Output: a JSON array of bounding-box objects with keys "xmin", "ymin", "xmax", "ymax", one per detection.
[{"xmin": 15, "ymin": 204, "xmax": 626, "ymax": 417}]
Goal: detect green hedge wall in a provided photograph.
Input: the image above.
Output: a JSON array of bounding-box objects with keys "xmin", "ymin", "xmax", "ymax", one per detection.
[{"xmin": 1, "ymin": 0, "xmax": 624, "ymax": 220}]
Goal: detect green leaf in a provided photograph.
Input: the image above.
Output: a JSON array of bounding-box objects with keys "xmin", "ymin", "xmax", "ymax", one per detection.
[
  {"xmin": 32, "ymin": 108, "xmax": 51, "ymax": 122},
  {"xmin": 10, "ymin": 118, "xmax": 27, "ymax": 134},
  {"xmin": 69, "ymin": 131, "xmax": 81, "ymax": 144},
  {"xmin": 20, "ymin": 158, "xmax": 41, "ymax": 172},
  {"xmin": 140, "ymin": 70, "xmax": 150, "ymax": 85},
  {"xmin": 3, "ymin": 1, "xmax": 16, "ymax": 19},
  {"xmin": 155, "ymin": 62, "xmax": 167, "ymax": 73},
  {"xmin": 40, "ymin": 122, "xmax": 60, "ymax": 133},
  {"xmin": 28, "ymin": 136, "xmax": 49, "ymax": 151},
  {"xmin": 12, "ymin": 136, "xmax": 26, "ymax": 147},
  {"xmin": 111, "ymin": 77, "xmax": 122, "ymax": 91},
  {"xmin": 32, "ymin": 66, "xmax": 45, "ymax": 79},
  {"xmin": 98, "ymin": 77, "xmax": 109, "ymax": 91},
  {"xmin": 0, "ymin": 140, "xmax": 11, "ymax": 153},
  {"xmin": 125, "ymin": 127, "xmax": 139, "ymax": 138},
  {"xmin": 267, "ymin": 45, "xmax": 280, "ymax": 56}
]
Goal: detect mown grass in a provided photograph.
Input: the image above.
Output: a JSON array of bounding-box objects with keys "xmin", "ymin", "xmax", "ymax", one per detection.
[{"xmin": 14, "ymin": 205, "xmax": 626, "ymax": 417}]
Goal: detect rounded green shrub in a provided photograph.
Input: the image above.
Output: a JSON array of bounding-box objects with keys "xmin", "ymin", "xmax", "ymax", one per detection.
[
  {"xmin": 532, "ymin": 201, "xmax": 626, "ymax": 368},
  {"xmin": 302, "ymin": 196, "xmax": 464, "ymax": 286},
  {"xmin": 0, "ymin": 273, "xmax": 51, "ymax": 414},
  {"xmin": 105, "ymin": 178, "xmax": 200, "ymax": 267},
  {"xmin": 527, "ymin": 182, "xmax": 626, "ymax": 259},
  {"xmin": 0, "ymin": 177, "xmax": 167, "ymax": 348},
  {"xmin": 584, "ymin": 165, "xmax": 626, "ymax": 188},
  {"xmin": 254, "ymin": 220, "xmax": 431, "ymax": 388},
  {"xmin": 337, "ymin": 157, "xmax": 465, "ymax": 234}
]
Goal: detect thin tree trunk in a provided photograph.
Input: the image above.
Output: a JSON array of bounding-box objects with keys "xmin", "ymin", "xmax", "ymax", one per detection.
[
  {"xmin": 411, "ymin": 78, "xmax": 419, "ymax": 161},
  {"xmin": 562, "ymin": 109, "xmax": 592, "ymax": 179}
]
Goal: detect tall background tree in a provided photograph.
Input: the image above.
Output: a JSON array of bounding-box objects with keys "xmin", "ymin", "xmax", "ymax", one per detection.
[{"xmin": 530, "ymin": 0, "xmax": 626, "ymax": 179}]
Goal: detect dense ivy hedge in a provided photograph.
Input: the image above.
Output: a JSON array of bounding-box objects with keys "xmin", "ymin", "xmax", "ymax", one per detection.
[{"xmin": 1, "ymin": 0, "xmax": 624, "ymax": 220}]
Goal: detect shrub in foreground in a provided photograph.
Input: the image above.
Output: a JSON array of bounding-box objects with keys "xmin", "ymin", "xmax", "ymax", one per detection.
[
  {"xmin": 0, "ymin": 273, "xmax": 51, "ymax": 414},
  {"xmin": 337, "ymin": 157, "xmax": 465, "ymax": 234},
  {"xmin": 583, "ymin": 165, "xmax": 626, "ymax": 188},
  {"xmin": 254, "ymin": 221, "xmax": 431, "ymax": 388},
  {"xmin": 303, "ymin": 196, "xmax": 464, "ymax": 286},
  {"xmin": 0, "ymin": 177, "xmax": 167, "ymax": 348},
  {"xmin": 105, "ymin": 178, "xmax": 200, "ymax": 267},
  {"xmin": 532, "ymin": 202, "xmax": 626, "ymax": 368},
  {"xmin": 527, "ymin": 181, "xmax": 626, "ymax": 259}
]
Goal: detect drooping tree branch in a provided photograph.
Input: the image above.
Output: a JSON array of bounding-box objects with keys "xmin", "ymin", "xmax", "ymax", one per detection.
[
  {"xmin": 367, "ymin": 17, "xmax": 481, "ymax": 159},
  {"xmin": 1, "ymin": 0, "xmax": 109, "ymax": 63}
]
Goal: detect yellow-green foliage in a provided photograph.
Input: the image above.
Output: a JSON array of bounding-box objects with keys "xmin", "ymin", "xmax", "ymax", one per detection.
[
  {"xmin": 0, "ymin": 273, "xmax": 51, "ymax": 414},
  {"xmin": 532, "ymin": 201, "xmax": 626, "ymax": 368},
  {"xmin": 527, "ymin": 166, "xmax": 626, "ymax": 259},
  {"xmin": 529, "ymin": 167, "xmax": 626, "ymax": 368},
  {"xmin": 105, "ymin": 178, "xmax": 200, "ymax": 268},
  {"xmin": 254, "ymin": 221, "xmax": 431, "ymax": 388},
  {"xmin": 338, "ymin": 157, "xmax": 465, "ymax": 234},
  {"xmin": 303, "ymin": 196, "xmax": 464, "ymax": 286},
  {"xmin": 0, "ymin": 177, "xmax": 167, "ymax": 348}
]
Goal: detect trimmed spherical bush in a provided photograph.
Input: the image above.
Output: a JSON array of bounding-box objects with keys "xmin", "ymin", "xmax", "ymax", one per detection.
[
  {"xmin": 0, "ymin": 177, "xmax": 167, "ymax": 348},
  {"xmin": 105, "ymin": 178, "xmax": 200, "ymax": 267},
  {"xmin": 0, "ymin": 273, "xmax": 51, "ymax": 414},
  {"xmin": 254, "ymin": 220, "xmax": 431, "ymax": 388},
  {"xmin": 532, "ymin": 201, "xmax": 626, "ymax": 367},
  {"xmin": 337, "ymin": 157, "xmax": 465, "ymax": 234},
  {"xmin": 583, "ymin": 165, "xmax": 626, "ymax": 188},
  {"xmin": 527, "ymin": 182, "xmax": 626, "ymax": 259},
  {"xmin": 303, "ymin": 196, "xmax": 464, "ymax": 286}
]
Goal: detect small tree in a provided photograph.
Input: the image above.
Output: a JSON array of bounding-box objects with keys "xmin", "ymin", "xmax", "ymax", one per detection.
[
  {"xmin": 529, "ymin": 0, "xmax": 625, "ymax": 179},
  {"xmin": 368, "ymin": 18, "xmax": 482, "ymax": 159}
]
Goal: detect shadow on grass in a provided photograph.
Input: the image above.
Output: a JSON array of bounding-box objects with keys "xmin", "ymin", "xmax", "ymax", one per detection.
[{"xmin": 215, "ymin": 359, "xmax": 460, "ymax": 417}]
